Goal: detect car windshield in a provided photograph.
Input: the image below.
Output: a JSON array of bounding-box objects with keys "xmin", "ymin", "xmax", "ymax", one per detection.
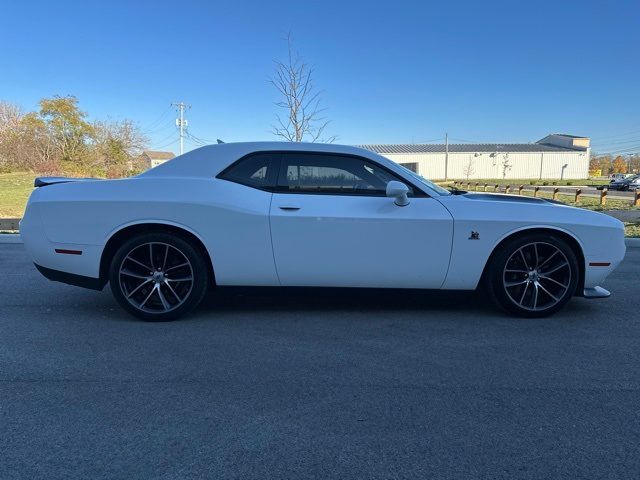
[{"xmin": 396, "ymin": 164, "xmax": 451, "ymax": 196}]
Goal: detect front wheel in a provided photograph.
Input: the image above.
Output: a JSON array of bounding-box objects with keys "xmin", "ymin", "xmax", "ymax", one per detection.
[
  {"xmin": 485, "ymin": 233, "xmax": 580, "ymax": 318},
  {"xmin": 109, "ymin": 232, "xmax": 209, "ymax": 321}
]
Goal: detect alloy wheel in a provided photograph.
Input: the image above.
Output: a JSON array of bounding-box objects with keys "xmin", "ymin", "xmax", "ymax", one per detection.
[
  {"xmin": 502, "ymin": 242, "xmax": 572, "ymax": 312},
  {"xmin": 118, "ymin": 242, "xmax": 194, "ymax": 314}
]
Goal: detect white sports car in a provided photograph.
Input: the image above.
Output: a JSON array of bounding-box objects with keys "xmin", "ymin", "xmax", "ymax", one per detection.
[{"xmin": 20, "ymin": 142, "xmax": 625, "ymax": 321}]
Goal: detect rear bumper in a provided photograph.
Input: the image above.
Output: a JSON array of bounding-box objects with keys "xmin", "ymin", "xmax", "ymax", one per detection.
[
  {"xmin": 34, "ymin": 264, "xmax": 103, "ymax": 291},
  {"xmin": 21, "ymin": 201, "xmax": 104, "ymax": 279}
]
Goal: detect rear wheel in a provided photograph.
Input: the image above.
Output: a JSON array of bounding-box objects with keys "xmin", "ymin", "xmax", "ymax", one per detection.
[
  {"xmin": 109, "ymin": 232, "xmax": 209, "ymax": 321},
  {"xmin": 486, "ymin": 233, "xmax": 579, "ymax": 318}
]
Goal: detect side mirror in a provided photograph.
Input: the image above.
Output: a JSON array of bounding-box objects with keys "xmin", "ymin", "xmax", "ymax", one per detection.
[{"xmin": 386, "ymin": 181, "xmax": 410, "ymax": 206}]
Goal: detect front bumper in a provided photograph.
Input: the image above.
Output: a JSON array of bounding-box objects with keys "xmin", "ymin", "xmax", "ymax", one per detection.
[{"xmin": 583, "ymin": 286, "xmax": 611, "ymax": 299}]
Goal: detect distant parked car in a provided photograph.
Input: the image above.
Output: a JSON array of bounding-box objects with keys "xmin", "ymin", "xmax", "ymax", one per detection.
[
  {"xmin": 624, "ymin": 175, "xmax": 640, "ymax": 191},
  {"xmin": 597, "ymin": 174, "xmax": 640, "ymax": 191},
  {"xmin": 610, "ymin": 173, "xmax": 631, "ymax": 181}
]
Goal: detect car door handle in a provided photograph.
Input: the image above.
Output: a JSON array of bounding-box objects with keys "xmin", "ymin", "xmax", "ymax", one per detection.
[{"xmin": 278, "ymin": 205, "xmax": 301, "ymax": 211}]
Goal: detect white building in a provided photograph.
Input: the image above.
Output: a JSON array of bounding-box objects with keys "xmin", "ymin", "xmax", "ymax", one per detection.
[{"xmin": 360, "ymin": 134, "xmax": 590, "ymax": 180}]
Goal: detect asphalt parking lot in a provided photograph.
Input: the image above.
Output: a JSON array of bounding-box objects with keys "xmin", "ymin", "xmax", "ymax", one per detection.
[{"xmin": 1, "ymin": 243, "xmax": 639, "ymax": 479}]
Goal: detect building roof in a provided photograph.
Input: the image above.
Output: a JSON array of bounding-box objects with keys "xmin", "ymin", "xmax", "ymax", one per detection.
[
  {"xmin": 142, "ymin": 150, "xmax": 175, "ymax": 160},
  {"xmin": 359, "ymin": 143, "xmax": 584, "ymax": 154},
  {"xmin": 549, "ymin": 133, "xmax": 588, "ymax": 139}
]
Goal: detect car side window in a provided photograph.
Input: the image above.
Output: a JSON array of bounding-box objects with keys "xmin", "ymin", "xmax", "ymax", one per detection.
[
  {"xmin": 278, "ymin": 153, "xmax": 414, "ymax": 196},
  {"xmin": 218, "ymin": 153, "xmax": 279, "ymax": 190}
]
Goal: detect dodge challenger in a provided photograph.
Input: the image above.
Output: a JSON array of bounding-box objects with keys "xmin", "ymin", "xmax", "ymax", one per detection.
[{"xmin": 20, "ymin": 142, "xmax": 625, "ymax": 321}]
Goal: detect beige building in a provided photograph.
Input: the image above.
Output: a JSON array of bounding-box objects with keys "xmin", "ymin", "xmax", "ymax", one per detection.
[
  {"xmin": 138, "ymin": 150, "xmax": 176, "ymax": 169},
  {"xmin": 360, "ymin": 134, "xmax": 590, "ymax": 180}
]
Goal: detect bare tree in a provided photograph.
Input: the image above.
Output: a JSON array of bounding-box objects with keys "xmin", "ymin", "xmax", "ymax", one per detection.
[
  {"xmin": 0, "ymin": 102, "xmax": 23, "ymax": 170},
  {"xmin": 0, "ymin": 102, "xmax": 58, "ymax": 173},
  {"xmin": 90, "ymin": 119, "xmax": 148, "ymax": 177},
  {"xmin": 463, "ymin": 154, "xmax": 476, "ymax": 180},
  {"xmin": 270, "ymin": 34, "xmax": 335, "ymax": 142},
  {"xmin": 0, "ymin": 102, "xmax": 22, "ymax": 136},
  {"xmin": 500, "ymin": 153, "xmax": 512, "ymax": 179}
]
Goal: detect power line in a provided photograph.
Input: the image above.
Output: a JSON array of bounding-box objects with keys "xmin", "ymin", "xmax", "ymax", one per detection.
[
  {"xmin": 609, "ymin": 145, "xmax": 640, "ymax": 154},
  {"xmin": 591, "ymin": 137, "xmax": 640, "ymax": 148},
  {"xmin": 186, "ymin": 131, "xmax": 215, "ymax": 145},
  {"xmin": 140, "ymin": 105, "xmax": 174, "ymax": 133},
  {"xmin": 151, "ymin": 138, "xmax": 179, "ymax": 150},
  {"xmin": 152, "ymin": 129, "xmax": 180, "ymax": 147},
  {"xmin": 593, "ymin": 144, "xmax": 640, "ymax": 155},
  {"xmin": 591, "ymin": 128, "xmax": 640, "ymax": 142},
  {"xmin": 143, "ymin": 120, "xmax": 177, "ymax": 136},
  {"xmin": 185, "ymin": 132, "xmax": 207, "ymax": 147}
]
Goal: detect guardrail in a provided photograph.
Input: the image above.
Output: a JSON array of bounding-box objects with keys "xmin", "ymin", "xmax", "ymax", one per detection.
[{"xmin": 452, "ymin": 182, "xmax": 640, "ymax": 207}]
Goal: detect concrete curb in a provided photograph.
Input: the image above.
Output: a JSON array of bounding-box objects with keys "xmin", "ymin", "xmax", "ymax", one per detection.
[
  {"xmin": 626, "ymin": 237, "xmax": 640, "ymax": 248},
  {"xmin": 1, "ymin": 233, "xmax": 639, "ymax": 247},
  {"xmin": 0, "ymin": 234, "xmax": 22, "ymax": 244}
]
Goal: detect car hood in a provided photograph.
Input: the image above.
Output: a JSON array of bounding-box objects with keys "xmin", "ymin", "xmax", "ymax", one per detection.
[
  {"xmin": 438, "ymin": 191, "xmax": 624, "ymax": 241},
  {"xmin": 460, "ymin": 192, "xmax": 563, "ymax": 205}
]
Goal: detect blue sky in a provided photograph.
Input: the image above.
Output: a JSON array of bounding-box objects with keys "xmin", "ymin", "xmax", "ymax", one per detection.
[{"xmin": 1, "ymin": 0, "xmax": 638, "ymax": 154}]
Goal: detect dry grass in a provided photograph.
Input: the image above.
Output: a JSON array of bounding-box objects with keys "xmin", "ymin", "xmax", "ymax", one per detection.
[
  {"xmin": 449, "ymin": 178, "xmax": 610, "ymax": 187},
  {"xmin": 625, "ymin": 223, "xmax": 640, "ymax": 238}
]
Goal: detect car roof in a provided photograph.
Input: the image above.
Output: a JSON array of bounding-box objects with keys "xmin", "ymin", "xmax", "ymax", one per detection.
[{"xmin": 138, "ymin": 142, "xmax": 383, "ymax": 179}]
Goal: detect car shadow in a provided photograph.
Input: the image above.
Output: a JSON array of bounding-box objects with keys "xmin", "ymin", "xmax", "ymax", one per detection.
[{"xmin": 199, "ymin": 287, "xmax": 493, "ymax": 315}]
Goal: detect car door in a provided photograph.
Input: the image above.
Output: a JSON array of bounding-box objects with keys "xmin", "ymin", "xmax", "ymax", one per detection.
[{"xmin": 269, "ymin": 152, "xmax": 454, "ymax": 288}]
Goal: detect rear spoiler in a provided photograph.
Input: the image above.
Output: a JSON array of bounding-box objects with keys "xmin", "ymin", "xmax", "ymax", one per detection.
[{"xmin": 34, "ymin": 177, "xmax": 101, "ymax": 187}]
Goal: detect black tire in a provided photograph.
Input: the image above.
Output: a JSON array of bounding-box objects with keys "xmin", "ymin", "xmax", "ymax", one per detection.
[
  {"xmin": 109, "ymin": 232, "xmax": 209, "ymax": 321},
  {"xmin": 485, "ymin": 232, "xmax": 580, "ymax": 318}
]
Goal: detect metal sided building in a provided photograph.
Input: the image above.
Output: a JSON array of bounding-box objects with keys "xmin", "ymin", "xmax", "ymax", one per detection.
[{"xmin": 360, "ymin": 134, "xmax": 590, "ymax": 180}]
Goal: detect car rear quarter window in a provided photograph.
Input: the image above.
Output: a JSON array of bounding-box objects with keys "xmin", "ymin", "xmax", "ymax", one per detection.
[{"xmin": 218, "ymin": 153, "xmax": 280, "ymax": 190}]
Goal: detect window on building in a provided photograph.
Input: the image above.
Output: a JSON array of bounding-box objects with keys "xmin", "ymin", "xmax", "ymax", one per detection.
[{"xmin": 400, "ymin": 162, "xmax": 419, "ymax": 174}]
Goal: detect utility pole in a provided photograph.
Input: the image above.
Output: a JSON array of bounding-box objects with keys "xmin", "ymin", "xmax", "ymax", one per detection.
[
  {"xmin": 444, "ymin": 132, "xmax": 449, "ymax": 180},
  {"xmin": 172, "ymin": 102, "xmax": 191, "ymax": 155}
]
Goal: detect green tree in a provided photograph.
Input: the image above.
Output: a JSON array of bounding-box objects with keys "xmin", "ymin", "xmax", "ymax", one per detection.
[{"xmin": 38, "ymin": 95, "xmax": 94, "ymax": 164}]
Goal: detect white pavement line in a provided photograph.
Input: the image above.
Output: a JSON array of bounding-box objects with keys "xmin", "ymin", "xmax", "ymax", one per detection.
[{"xmin": 0, "ymin": 234, "xmax": 22, "ymax": 244}]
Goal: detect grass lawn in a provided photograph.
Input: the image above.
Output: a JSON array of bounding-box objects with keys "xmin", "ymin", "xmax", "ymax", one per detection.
[{"xmin": 0, "ymin": 172, "xmax": 34, "ymax": 218}]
